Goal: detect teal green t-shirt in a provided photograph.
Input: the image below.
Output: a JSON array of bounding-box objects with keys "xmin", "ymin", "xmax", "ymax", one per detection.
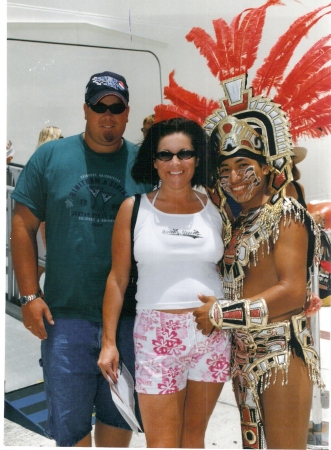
[{"xmin": 12, "ymin": 134, "xmax": 151, "ymax": 321}]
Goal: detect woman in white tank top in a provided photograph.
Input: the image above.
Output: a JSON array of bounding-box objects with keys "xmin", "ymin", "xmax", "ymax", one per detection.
[{"xmin": 98, "ymin": 118, "xmax": 231, "ymax": 448}]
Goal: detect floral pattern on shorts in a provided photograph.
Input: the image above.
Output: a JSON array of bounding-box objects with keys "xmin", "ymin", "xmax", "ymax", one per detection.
[{"xmin": 134, "ymin": 310, "xmax": 231, "ymax": 394}]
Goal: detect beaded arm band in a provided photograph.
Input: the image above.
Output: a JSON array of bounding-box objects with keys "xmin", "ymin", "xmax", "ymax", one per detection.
[{"xmin": 209, "ymin": 298, "xmax": 269, "ymax": 329}]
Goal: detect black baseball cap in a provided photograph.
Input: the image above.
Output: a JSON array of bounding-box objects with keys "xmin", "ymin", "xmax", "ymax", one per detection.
[{"xmin": 85, "ymin": 71, "xmax": 129, "ymax": 106}]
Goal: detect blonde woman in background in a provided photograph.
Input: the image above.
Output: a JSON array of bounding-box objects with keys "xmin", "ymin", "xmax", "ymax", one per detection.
[
  {"xmin": 37, "ymin": 126, "xmax": 63, "ymax": 148},
  {"xmin": 141, "ymin": 114, "xmax": 155, "ymax": 138},
  {"xmin": 36, "ymin": 126, "xmax": 63, "ymax": 280}
]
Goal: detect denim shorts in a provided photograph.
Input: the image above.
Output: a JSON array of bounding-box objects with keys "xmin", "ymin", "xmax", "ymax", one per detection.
[
  {"xmin": 134, "ymin": 310, "xmax": 231, "ymax": 394},
  {"xmin": 40, "ymin": 316, "xmax": 141, "ymax": 447}
]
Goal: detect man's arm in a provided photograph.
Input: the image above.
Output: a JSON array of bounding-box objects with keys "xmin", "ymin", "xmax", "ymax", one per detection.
[
  {"xmin": 250, "ymin": 215, "xmax": 309, "ymax": 321},
  {"xmin": 11, "ymin": 202, "xmax": 54, "ymax": 339}
]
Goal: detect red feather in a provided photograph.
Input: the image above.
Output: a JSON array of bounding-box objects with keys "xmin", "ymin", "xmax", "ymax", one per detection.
[
  {"xmin": 186, "ymin": 26, "xmax": 222, "ymax": 79},
  {"xmin": 186, "ymin": 1, "xmax": 282, "ymax": 82},
  {"xmin": 212, "ymin": 18, "xmax": 235, "ymax": 79},
  {"xmin": 154, "ymin": 104, "xmax": 205, "ymax": 126},
  {"xmin": 289, "ymin": 95, "xmax": 331, "ymax": 142},
  {"xmin": 252, "ymin": 4, "xmax": 331, "ymax": 96},
  {"xmin": 275, "ymin": 35, "xmax": 331, "ymax": 105},
  {"xmin": 154, "ymin": 71, "xmax": 219, "ymax": 125},
  {"xmin": 163, "ymin": 71, "xmax": 219, "ymax": 118},
  {"xmin": 232, "ymin": 0, "xmax": 283, "ymax": 76},
  {"xmin": 285, "ymin": 67, "xmax": 331, "ymax": 113}
]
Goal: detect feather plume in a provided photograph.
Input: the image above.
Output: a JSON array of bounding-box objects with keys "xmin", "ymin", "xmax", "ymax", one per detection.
[
  {"xmin": 232, "ymin": 0, "xmax": 283, "ymax": 76},
  {"xmin": 154, "ymin": 71, "xmax": 219, "ymax": 125},
  {"xmin": 252, "ymin": 4, "xmax": 331, "ymax": 96},
  {"xmin": 275, "ymin": 35, "xmax": 331, "ymax": 105},
  {"xmin": 212, "ymin": 18, "xmax": 235, "ymax": 79},
  {"xmin": 284, "ymin": 67, "xmax": 331, "ymax": 113},
  {"xmin": 154, "ymin": 104, "xmax": 206, "ymax": 126},
  {"xmin": 185, "ymin": 26, "xmax": 222, "ymax": 79},
  {"xmin": 289, "ymin": 95, "xmax": 331, "ymax": 142},
  {"xmin": 163, "ymin": 71, "xmax": 219, "ymax": 118},
  {"xmin": 229, "ymin": 10, "xmax": 249, "ymax": 75},
  {"xmin": 186, "ymin": 1, "xmax": 281, "ymax": 82}
]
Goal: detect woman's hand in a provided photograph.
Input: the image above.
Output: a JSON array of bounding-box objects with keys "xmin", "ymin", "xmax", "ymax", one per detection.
[
  {"xmin": 97, "ymin": 345, "xmax": 120, "ymax": 384},
  {"xmin": 193, "ymin": 294, "xmax": 217, "ymax": 335}
]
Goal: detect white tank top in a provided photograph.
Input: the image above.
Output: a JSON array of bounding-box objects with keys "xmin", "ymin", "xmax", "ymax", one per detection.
[{"xmin": 134, "ymin": 192, "xmax": 224, "ymax": 310}]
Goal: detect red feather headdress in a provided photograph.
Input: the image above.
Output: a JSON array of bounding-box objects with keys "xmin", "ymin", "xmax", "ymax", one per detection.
[{"xmin": 154, "ymin": 2, "xmax": 331, "ymax": 145}]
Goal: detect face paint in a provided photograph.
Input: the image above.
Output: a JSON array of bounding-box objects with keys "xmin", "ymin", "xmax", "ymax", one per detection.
[{"xmin": 220, "ymin": 165, "xmax": 261, "ymax": 202}]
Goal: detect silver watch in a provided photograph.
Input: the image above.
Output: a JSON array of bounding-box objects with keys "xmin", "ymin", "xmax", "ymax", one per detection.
[{"xmin": 19, "ymin": 292, "xmax": 42, "ymax": 305}]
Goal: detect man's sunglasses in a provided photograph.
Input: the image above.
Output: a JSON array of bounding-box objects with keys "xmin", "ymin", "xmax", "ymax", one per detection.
[
  {"xmin": 155, "ymin": 150, "xmax": 196, "ymax": 161},
  {"xmin": 88, "ymin": 102, "xmax": 127, "ymax": 115}
]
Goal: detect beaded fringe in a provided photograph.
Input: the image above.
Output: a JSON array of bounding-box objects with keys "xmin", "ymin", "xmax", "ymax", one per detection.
[{"xmin": 222, "ymin": 197, "xmax": 321, "ymax": 300}]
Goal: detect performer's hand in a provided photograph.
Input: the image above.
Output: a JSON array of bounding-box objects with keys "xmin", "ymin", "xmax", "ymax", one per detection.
[{"xmin": 193, "ymin": 294, "xmax": 217, "ymax": 335}]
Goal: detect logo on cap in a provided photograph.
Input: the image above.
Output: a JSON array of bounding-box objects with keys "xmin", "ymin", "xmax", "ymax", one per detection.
[{"xmin": 92, "ymin": 76, "xmax": 125, "ymax": 91}]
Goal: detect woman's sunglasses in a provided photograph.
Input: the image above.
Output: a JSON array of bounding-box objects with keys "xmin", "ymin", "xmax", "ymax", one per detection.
[
  {"xmin": 155, "ymin": 150, "xmax": 196, "ymax": 161},
  {"xmin": 88, "ymin": 102, "xmax": 127, "ymax": 115}
]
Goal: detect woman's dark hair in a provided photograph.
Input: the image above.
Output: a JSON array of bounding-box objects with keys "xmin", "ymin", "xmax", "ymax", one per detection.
[{"xmin": 132, "ymin": 117, "xmax": 210, "ymax": 187}]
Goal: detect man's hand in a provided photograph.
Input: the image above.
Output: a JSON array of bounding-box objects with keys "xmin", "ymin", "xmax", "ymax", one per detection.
[
  {"xmin": 193, "ymin": 294, "xmax": 217, "ymax": 335},
  {"xmin": 21, "ymin": 298, "xmax": 54, "ymax": 340},
  {"xmin": 98, "ymin": 345, "xmax": 119, "ymax": 384}
]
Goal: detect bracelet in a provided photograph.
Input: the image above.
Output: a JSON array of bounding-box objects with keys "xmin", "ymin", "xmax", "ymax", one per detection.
[
  {"xmin": 209, "ymin": 301, "xmax": 223, "ymax": 328},
  {"xmin": 212, "ymin": 298, "xmax": 269, "ymax": 329}
]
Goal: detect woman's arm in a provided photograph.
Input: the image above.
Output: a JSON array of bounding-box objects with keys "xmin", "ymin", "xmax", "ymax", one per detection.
[{"xmin": 97, "ymin": 196, "xmax": 134, "ymax": 382}]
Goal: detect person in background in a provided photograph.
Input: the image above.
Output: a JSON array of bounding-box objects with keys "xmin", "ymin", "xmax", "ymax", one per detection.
[
  {"xmin": 285, "ymin": 146, "xmax": 307, "ymax": 207},
  {"xmin": 308, "ymin": 200, "xmax": 331, "ymax": 307},
  {"xmin": 141, "ymin": 113, "xmax": 155, "ymax": 138},
  {"xmin": 36, "ymin": 126, "xmax": 63, "ymax": 148},
  {"xmin": 98, "ymin": 118, "xmax": 231, "ymax": 448},
  {"xmin": 6, "ymin": 140, "xmax": 15, "ymax": 165},
  {"xmin": 285, "ymin": 147, "xmax": 325, "ymax": 226},
  {"xmin": 35, "ymin": 126, "xmax": 63, "ymax": 281},
  {"xmin": 6, "ymin": 140, "xmax": 15, "ymax": 186},
  {"xmin": 11, "ymin": 71, "xmax": 151, "ymax": 447}
]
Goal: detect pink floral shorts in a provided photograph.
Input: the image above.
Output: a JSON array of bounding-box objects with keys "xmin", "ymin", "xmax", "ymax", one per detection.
[{"xmin": 134, "ymin": 310, "xmax": 231, "ymax": 394}]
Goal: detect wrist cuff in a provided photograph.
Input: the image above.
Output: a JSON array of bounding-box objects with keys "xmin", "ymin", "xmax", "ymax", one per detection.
[{"xmin": 209, "ymin": 298, "xmax": 269, "ymax": 329}]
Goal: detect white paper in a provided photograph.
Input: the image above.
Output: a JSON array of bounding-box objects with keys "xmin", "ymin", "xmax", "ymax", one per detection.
[{"xmin": 107, "ymin": 363, "xmax": 142, "ymax": 435}]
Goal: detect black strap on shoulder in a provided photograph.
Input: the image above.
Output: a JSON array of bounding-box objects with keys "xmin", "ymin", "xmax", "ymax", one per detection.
[
  {"xmin": 130, "ymin": 194, "xmax": 141, "ymax": 263},
  {"xmin": 122, "ymin": 193, "xmax": 141, "ymax": 314}
]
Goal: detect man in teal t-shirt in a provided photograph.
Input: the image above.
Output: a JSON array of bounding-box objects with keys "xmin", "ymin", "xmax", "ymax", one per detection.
[{"xmin": 11, "ymin": 71, "xmax": 151, "ymax": 447}]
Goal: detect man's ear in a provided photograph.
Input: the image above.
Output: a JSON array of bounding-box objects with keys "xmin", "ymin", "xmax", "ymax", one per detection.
[
  {"xmin": 83, "ymin": 103, "xmax": 88, "ymax": 120},
  {"xmin": 262, "ymin": 164, "xmax": 270, "ymax": 175},
  {"xmin": 195, "ymin": 157, "xmax": 200, "ymax": 168}
]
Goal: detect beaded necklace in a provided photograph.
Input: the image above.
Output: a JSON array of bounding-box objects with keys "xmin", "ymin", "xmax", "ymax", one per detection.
[{"xmin": 220, "ymin": 197, "xmax": 318, "ymax": 300}]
